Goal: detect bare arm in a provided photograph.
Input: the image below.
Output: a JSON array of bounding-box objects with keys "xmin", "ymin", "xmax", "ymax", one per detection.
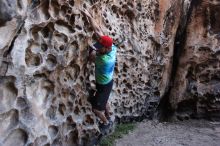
[{"xmin": 81, "ymin": 9, "xmax": 104, "ymax": 38}]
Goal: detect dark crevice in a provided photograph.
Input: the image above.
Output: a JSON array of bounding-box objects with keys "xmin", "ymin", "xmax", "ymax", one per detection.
[
  {"xmin": 30, "ymin": 0, "xmax": 40, "ymax": 9},
  {"xmin": 3, "ymin": 16, "xmax": 26, "ymax": 57},
  {"xmin": 115, "ymin": 114, "xmax": 148, "ymax": 124},
  {"xmin": 157, "ymin": 0, "xmax": 201, "ymax": 121},
  {"xmin": 0, "ymin": 16, "xmax": 26, "ymax": 76}
]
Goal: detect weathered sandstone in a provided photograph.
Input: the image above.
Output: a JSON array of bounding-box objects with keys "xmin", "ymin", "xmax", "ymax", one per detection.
[{"xmin": 0, "ymin": 0, "xmax": 219, "ymax": 145}]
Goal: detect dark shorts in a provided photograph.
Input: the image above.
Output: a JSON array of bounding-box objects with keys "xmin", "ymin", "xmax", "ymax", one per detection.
[{"xmin": 89, "ymin": 80, "xmax": 113, "ymax": 111}]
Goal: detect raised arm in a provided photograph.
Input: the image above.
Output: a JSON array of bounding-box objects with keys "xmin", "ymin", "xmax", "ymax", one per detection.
[{"xmin": 81, "ymin": 9, "xmax": 104, "ymax": 38}]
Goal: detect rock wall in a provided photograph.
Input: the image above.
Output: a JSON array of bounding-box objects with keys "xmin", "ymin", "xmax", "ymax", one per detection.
[
  {"xmin": 169, "ymin": 0, "xmax": 220, "ymax": 121},
  {"xmin": 0, "ymin": 0, "xmax": 219, "ymax": 145}
]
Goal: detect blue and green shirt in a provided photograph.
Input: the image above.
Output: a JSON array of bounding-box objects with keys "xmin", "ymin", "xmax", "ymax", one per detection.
[{"xmin": 95, "ymin": 45, "xmax": 117, "ymax": 85}]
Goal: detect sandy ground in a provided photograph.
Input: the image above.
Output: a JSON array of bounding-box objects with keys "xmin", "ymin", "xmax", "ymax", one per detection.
[{"xmin": 115, "ymin": 120, "xmax": 220, "ymax": 146}]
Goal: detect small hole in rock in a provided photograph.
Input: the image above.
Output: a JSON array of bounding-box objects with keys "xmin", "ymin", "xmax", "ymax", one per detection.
[
  {"xmin": 69, "ymin": 0, "xmax": 74, "ymax": 6},
  {"xmin": 41, "ymin": 43, "xmax": 48, "ymax": 52},
  {"xmin": 46, "ymin": 54, "xmax": 57, "ymax": 68},
  {"xmin": 59, "ymin": 45, "xmax": 65, "ymax": 51}
]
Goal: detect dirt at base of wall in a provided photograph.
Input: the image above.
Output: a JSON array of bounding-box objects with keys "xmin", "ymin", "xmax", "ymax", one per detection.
[{"xmin": 116, "ymin": 120, "xmax": 220, "ymax": 146}]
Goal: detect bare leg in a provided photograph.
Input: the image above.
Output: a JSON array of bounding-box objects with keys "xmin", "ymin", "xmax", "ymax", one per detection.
[
  {"xmin": 105, "ymin": 102, "xmax": 111, "ymax": 119},
  {"xmin": 93, "ymin": 109, "xmax": 108, "ymax": 124}
]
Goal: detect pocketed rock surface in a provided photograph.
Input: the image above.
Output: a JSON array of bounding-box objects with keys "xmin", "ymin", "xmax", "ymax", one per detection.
[
  {"xmin": 0, "ymin": 0, "xmax": 220, "ymax": 145},
  {"xmin": 116, "ymin": 120, "xmax": 220, "ymax": 146}
]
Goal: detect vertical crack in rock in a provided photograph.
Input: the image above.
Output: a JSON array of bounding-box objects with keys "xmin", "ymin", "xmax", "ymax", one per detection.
[
  {"xmin": 158, "ymin": 0, "xmax": 199, "ymax": 121},
  {"xmin": 169, "ymin": 0, "xmax": 220, "ymax": 121},
  {"xmin": 0, "ymin": 16, "xmax": 26, "ymax": 76},
  {"xmin": 3, "ymin": 17, "xmax": 26, "ymax": 57}
]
